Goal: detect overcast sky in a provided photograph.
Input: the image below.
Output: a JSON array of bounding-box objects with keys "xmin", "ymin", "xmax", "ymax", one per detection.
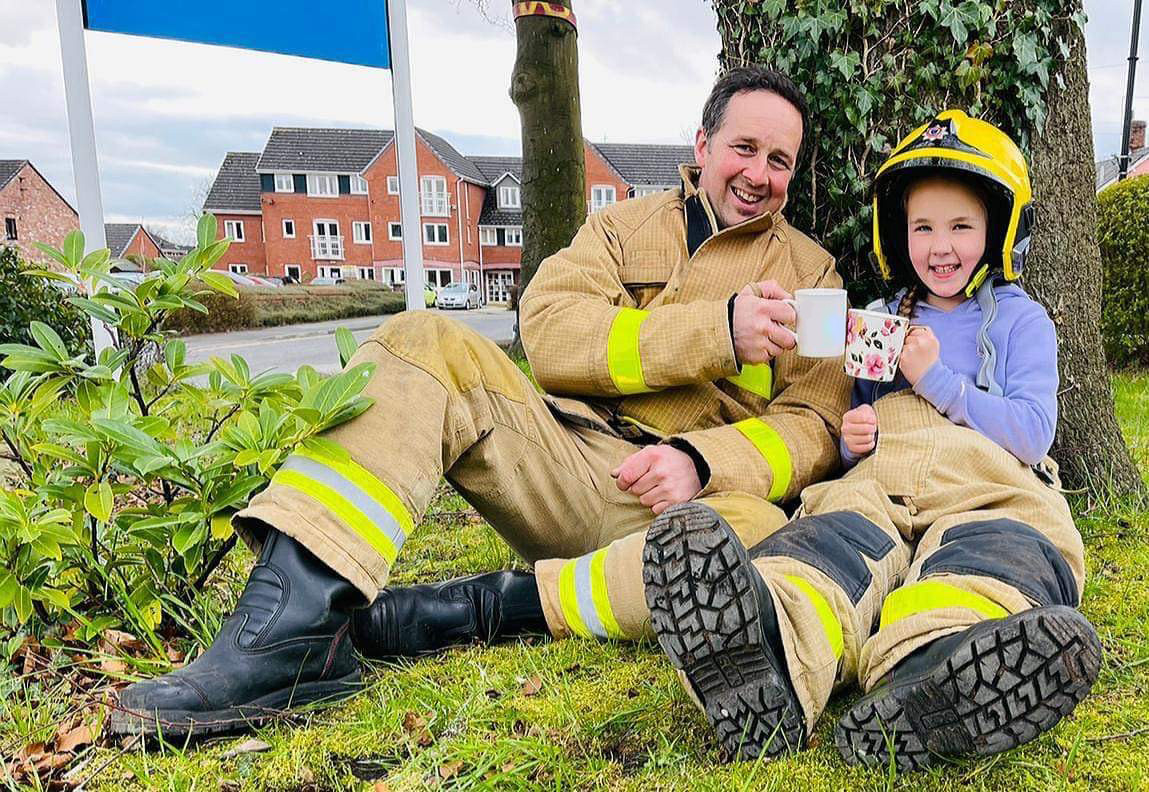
[{"xmin": 0, "ymin": 0, "xmax": 1140, "ymax": 243}]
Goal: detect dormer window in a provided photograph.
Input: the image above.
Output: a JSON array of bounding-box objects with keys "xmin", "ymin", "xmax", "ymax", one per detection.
[
  {"xmin": 274, "ymin": 173, "xmax": 294, "ymax": 192},
  {"xmin": 307, "ymin": 173, "xmax": 338, "ymax": 197},
  {"xmin": 498, "ymin": 184, "xmax": 521, "ymax": 209},
  {"xmin": 350, "ymin": 174, "xmax": 369, "ymax": 194}
]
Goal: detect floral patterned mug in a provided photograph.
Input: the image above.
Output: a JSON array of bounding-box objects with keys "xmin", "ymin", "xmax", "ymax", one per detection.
[{"xmin": 844, "ymin": 309, "xmax": 910, "ymax": 382}]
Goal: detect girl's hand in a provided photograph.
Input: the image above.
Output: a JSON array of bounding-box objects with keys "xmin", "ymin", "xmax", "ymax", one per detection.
[
  {"xmin": 841, "ymin": 404, "xmax": 878, "ymax": 455},
  {"xmin": 899, "ymin": 325, "xmax": 940, "ymax": 385}
]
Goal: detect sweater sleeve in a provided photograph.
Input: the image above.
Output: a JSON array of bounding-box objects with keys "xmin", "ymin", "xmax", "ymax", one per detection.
[
  {"xmin": 519, "ymin": 209, "xmax": 739, "ymax": 398},
  {"xmin": 912, "ymin": 309, "xmax": 1058, "ymax": 464}
]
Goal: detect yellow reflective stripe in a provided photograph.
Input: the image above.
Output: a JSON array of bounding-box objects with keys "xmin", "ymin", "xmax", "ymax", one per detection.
[
  {"xmin": 733, "ymin": 418, "xmax": 793, "ymax": 502},
  {"xmin": 728, "ymin": 363, "xmax": 773, "ymax": 400},
  {"xmin": 293, "ymin": 446, "xmax": 414, "ymax": 536},
  {"xmin": 271, "ymin": 468, "xmax": 398, "ymax": 564},
  {"xmin": 879, "ymin": 580, "xmax": 1009, "ymax": 629},
  {"xmin": 589, "ymin": 548, "xmax": 623, "ymax": 639},
  {"xmin": 606, "ymin": 308, "xmax": 652, "ymax": 394},
  {"xmin": 558, "ymin": 560, "xmax": 593, "ymax": 639},
  {"xmin": 785, "ymin": 574, "xmax": 843, "ymax": 660}
]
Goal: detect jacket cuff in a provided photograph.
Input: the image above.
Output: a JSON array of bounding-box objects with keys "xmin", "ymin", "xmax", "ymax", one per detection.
[{"xmin": 670, "ymin": 419, "xmax": 793, "ymax": 502}]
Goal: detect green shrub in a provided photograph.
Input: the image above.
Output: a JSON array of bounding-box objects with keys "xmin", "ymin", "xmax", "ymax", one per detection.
[
  {"xmin": 0, "ymin": 217, "xmax": 373, "ymax": 651},
  {"xmin": 1097, "ymin": 174, "xmax": 1149, "ymax": 368},
  {"xmin": 162, "ymin": 283, "xmax": 257, "ymax": 334},
  {"xmin": 0, "ymin": 246, "xmax": 91, "ymax": 360}
]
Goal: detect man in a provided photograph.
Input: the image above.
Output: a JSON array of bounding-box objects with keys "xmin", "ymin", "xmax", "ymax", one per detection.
[{"xmin": 111, "ymin": 66, "xmax": 850, "ymax": 738}]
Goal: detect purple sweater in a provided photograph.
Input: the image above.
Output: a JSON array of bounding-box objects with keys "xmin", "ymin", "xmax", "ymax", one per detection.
[{"xmin": 842, "ymin": 283, "xmax": 1058, "ymax": 467}]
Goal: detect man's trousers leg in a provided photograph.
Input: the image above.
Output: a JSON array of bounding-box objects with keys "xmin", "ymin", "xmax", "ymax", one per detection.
[
  {"xmin": 237, "ymin": 312, "xmax": 643, "ymax": 600},
  {"xmin": 534, "ymin": 491, "xmax": 791, "ymax": 642}
]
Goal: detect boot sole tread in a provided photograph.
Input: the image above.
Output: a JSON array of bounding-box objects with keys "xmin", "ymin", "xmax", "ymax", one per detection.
[
  {"xmin": 835, "ymin": 606, "xmax": 1101, "ymax": 772},
  {"xmin": 642, "ymin": 503, "xmax": 805, "ymax": 760}
]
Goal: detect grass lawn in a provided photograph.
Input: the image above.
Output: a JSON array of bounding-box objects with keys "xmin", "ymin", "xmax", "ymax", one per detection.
[{"xmin": 6, "ymin": 374, "xmax": 1149, "ymax": 791}]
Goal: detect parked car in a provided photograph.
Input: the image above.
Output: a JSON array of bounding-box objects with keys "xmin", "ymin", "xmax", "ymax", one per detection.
[
  {"xmin": 309, "ymin": 276, "xmax": 346, "ymax": 286},
  {"xmin": 247, "ymin": 275, "xmax": 282, "ymax": 288},
  {"xmin": 435, "ymin": 281, "xmax": 481, "ymax": 310},
  {"xmin": 207, "ymin": 269, "xmax": 258, "ymax": 288}
]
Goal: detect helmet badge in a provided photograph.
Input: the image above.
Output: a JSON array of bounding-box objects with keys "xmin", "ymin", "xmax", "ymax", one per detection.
[{"xmin": 922, "ymin": 120, "xmax": 951, "ymax": 142}]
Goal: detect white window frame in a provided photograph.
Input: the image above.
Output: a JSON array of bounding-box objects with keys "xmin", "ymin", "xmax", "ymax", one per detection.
[
  {"xmin": 388, "ymin": 222, "xmax": 402, "ymax": 240},
  {"xmin": 307, "ymin": 172, "xmax": 339, "ymax": 197},
  {"xmin": 498, "ymin": 184, "xmax": 521, "ymax": 209},
  {"xmin": 229, "ymin": 263, "xmax": 248, "ymax": 274},
  {"xmin": 357, "ymin": 266, "xmax": 375, "ymax": 280},
  {"xmin": 284, "ymin": 264, "xmax": 301, "ymax": 281},
  {"xmin": 386, "ymin": 175, "xmax": 400, "ymax": 195},
  {"xmin": 590, "ymin": 185, "xmax": 616, "ymax": 213},
  {"xmin": 420, "ymin": 175, "xmax": 449, "ymax": 216},
  {"xmin": 274, "ymin": 173, "xmax": 294, "ymax": 193},
  {"xmin": 504, "ymin": 226, "xmax": 523, "ymax": 247},
  {"xmin": 352, "ymin": 221, "xmax": 372, "ymax": 244},
  {"xmin": 384, "ymin": 267, "xmax": 405, "ymax": 285},
  {"xmin": 224, "ymin": 219, "xmax": 245, "ymax": 242},
  {"xmin": 282, "ymin": 219, "xmax": 295, "ymax": 239},
  {"xmin": 350, "ymin": 174, "xmax": 369, "ymax": 195},
  {"xmin": 479, "ymin": 227, "xmax": 497, "ymax": 246},
  {"xmin": 632, "ymin": 185, "xmax": 664, "ymax": 198},
  {"xmin": 427, "ymin": 268, "xmax": 453, "ymax": 288},
  {"xmin": 423, "ymin": 222, "xmax": 449, "ymax": 246},
  {"xmin": 318, "ymin": 265, "xmax": 344, "ymax": 279}
]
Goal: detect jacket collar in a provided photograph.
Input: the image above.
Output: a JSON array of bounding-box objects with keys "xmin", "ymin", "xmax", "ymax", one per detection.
[{"xmin": 678, "ymin": 164, "xmax": 789, "ymax": 249}]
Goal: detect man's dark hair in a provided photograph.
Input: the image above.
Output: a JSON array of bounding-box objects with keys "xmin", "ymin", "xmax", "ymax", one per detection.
[{"xmin": 700, "ymin": 66, "xmax": 810, "ymax": 161}]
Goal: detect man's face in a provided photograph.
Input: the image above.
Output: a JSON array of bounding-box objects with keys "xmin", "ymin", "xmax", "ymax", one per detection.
[{"xmin": 694, "ymin": 90, "xmax": 803, "ymax": 228}]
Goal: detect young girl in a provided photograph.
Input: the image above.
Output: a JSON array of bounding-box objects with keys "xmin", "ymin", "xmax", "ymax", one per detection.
[{"xmin": 642, "ymin": 110, "xmax": 1101, "ymax": 770}]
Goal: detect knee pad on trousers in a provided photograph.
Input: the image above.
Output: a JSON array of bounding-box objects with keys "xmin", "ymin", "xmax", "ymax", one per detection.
[
  {"xmin": 920, "ymin": 518, "xmax": 1078, "ymax": 607},
  {"xmin": 748, "ymin": 511, "xmax": 897, "ymax": 605}
]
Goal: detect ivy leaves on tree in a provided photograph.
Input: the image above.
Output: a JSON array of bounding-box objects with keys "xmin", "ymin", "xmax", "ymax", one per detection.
[{"xmin": 713, "ymin": 0, "xmax": 1081, "ymax": 301}]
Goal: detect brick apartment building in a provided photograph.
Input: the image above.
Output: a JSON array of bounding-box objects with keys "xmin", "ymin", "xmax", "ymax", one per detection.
[{"xmin": 204, "ymin": 128, "xmax": 693, "ymax": 302}]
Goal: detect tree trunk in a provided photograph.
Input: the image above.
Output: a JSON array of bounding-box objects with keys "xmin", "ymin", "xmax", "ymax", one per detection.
[
  {"xmin": 508, "ymin": 0, "xmax": 585, "ymax": 358},
  {"xmin": 1023, "ymin": 14, "xmax": 1144, "ymax": 498}
]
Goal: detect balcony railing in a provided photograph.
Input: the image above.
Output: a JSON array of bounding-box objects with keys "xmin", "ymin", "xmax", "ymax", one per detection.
[
  {"xmin": 310, "ymin": 235, "xmax": 344, "ymax": 260},
  {"xmin": 420, "ymin": 192, "xmax": 450, "ymax": 217}
]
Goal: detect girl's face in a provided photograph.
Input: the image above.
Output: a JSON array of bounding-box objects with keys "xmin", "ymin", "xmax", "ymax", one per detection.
[{"xmin": 905, "ymin": 178, "xmax": 988, "ymax": 310}]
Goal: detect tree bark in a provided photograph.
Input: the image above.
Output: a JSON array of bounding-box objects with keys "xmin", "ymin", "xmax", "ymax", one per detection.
[
  {"xmin": 1023, "ymin": 14, "xmax": 1144, "ymax": 498},
  {"xmin": 508, "ymin": 0, "xmax": 585, "ymax": 357}
]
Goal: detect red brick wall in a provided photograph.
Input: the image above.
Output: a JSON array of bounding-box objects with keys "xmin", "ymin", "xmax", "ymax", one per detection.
[
  {"xmin": 214, "ymin": 214, "xmax": 267, "ymax": 275},
  {"xmin": 261, "ymin": 190, "xmax": 372, "ymax": 281},
  {"xmin": 123, "ymin": 228, "xmax": 162, "ymax": 262},
  {"xmin": 584, "ymin": 142, "xmax": 629, "ymax": 213},
  {"xmin": 0, "ymin": 163, "xmax": 78, "ymax": 268}
]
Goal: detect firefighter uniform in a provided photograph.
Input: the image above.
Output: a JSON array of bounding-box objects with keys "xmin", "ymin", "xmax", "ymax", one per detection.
[{"xmin": 234, "ymin": 165, "xmax": 851, "ymax": 640}]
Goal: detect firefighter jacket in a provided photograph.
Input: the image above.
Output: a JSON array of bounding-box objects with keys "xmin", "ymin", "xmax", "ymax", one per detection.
[{"xmin": 519, "ymin": 165, "xmax": 851, "ymax": 503}]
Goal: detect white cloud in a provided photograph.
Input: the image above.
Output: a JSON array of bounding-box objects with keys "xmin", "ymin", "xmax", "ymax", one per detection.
[{"xmin": 0, "ymin": 0, "xmax": 1139, "ymax": 242}]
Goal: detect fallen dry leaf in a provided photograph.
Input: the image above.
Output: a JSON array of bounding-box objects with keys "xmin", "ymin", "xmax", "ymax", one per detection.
[
  {"xmin": 438, "ymin": 760, "xmax": 464, "ymax": 780},
  {"xmin": 56, "ymin": 724, "xmax": 94, "ymax": 754},
  {"xmin": 373, "ymin": 782, "xmax": 392, "ymax": 792},
  {"xmin": 101, "ymin": 629, "xmax": 146, "ymax": 653},
  {"xmin": 221, "ymin": 738, "xmax": 271, "ymax": 759},
  {"xmin": 99, "ymin": 656, "xmax": 127, "ymax": 675},
  {"xmin": 520, "ymin": 674, "xmax": 543, "ymax": 696},
  {"xmin": 401, "ymin": 710, "xmax": 433, "ymax": 747}
]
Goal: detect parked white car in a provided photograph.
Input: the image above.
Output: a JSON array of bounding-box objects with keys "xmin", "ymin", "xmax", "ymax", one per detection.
[{"xmin": 435, "ymin": 282, "xmax": 481, "ymax": 310}]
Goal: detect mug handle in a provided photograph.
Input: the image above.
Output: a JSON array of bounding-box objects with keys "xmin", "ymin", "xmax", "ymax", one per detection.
[{"xmin": 777, "ymin": 297, "xmax": 799, "ymax": 345}]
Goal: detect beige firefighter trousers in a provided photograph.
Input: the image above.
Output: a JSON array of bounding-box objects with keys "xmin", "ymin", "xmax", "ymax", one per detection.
[
  {"xmin": 741, "ymin": 390, "xmax": 1086, "ymax": 733},
  {"xmin": 235, "ymin": 312, "xmax": 790, "ymax": 642}
]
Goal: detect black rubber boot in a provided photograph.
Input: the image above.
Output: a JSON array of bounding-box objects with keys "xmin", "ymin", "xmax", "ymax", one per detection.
[
  {"xmin": 835, "ymin": 605, "xmax": 1102, "ymax": 772},
  {"xmin": 642, "ymin": 502, "xmax": 806, "ymax": 761},
  {"xmin": 110, "ymin": 531, "xmax": 364, "ymax": 738},
  {"xmin": 349, "ymin": 570, "xmax": 548, "ymax": 659}
]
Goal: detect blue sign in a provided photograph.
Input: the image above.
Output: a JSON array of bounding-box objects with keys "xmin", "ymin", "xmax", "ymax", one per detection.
[{"xmin": 83, "ymin": 0, "xmax": 391, "ymax": 69}]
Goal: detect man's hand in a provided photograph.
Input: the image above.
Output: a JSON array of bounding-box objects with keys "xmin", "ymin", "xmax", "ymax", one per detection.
[
  {"xmin": 611, "ymin": 445, "xmax": 702, "ymax": 515},
  {"xmin": 732, "ymin": 280, "xmax": 797, "ymax": 364},
  {"xmin": 898, "ymin": 325, "xmax": 941, "ymax": 386},
  {"xmin": 841, "ymin": 404, "xmax": 878, "ymax": 456}
]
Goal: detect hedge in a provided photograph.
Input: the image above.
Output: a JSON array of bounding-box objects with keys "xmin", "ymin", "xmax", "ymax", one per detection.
[{"xmin": 1097, "ymin": 174, "xmax": 1149, "ymax": 368}]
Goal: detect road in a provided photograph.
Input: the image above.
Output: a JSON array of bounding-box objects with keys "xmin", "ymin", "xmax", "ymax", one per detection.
[{"xmin": 183, "ymin": 307, "xmax": 517, "ymax": 375}]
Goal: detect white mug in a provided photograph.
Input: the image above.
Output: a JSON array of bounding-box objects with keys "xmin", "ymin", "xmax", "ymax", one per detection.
[{"xmin": 780, "ymin": 288, "xmax": 847, "ymax": 357}]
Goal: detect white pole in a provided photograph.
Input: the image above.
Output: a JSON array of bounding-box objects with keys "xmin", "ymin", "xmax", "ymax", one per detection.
[
  {"xmin": 386, "ymin": 0, "xmax": 426, "ymax": 312},
  {"xmin": 55, "ymin": 0, "xmax": 115, "ymax": 353}
]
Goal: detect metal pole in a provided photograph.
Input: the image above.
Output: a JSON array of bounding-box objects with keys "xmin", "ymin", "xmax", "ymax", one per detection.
[
  {"xmin": 55, "ymin": 0, "xmax": 115, "ymax": 353},
  {"xmin": 386, "ymin": 0, "xmax": 427, "ymax": 311},
  {"xmin": 1120, "ymin": 0, "xmax": 1144, "ymax": 181}
]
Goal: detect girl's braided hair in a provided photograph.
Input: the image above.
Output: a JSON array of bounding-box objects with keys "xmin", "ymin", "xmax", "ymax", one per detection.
[{"xmin": 896, "ymin": 283, "xmax": 921, "ymax": 320}]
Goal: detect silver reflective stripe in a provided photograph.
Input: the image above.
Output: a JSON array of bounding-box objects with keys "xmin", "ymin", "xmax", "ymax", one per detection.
[
  {"xmin": 574, "ymin": 553, "xmax": 607, "ymax": 639},
  {"xmin": 281, "ymin": 454, "xmax": 407, "ymax": 555}
]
